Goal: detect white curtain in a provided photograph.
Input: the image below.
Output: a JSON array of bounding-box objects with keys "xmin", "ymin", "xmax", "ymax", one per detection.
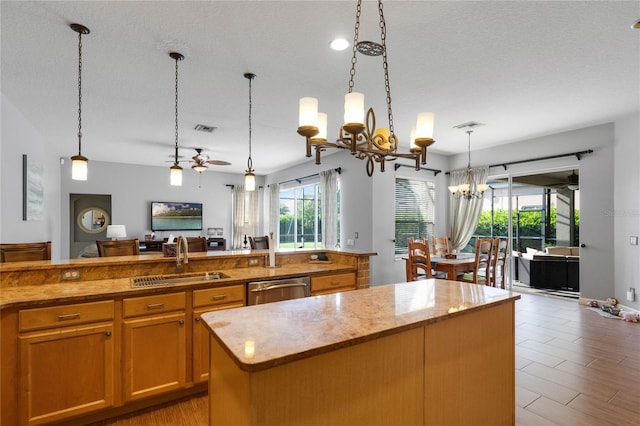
[
  {"xmin": 267, "ymin": 183, "xmax": 280, "ymax": 244},
  {"xmin": 320, "ymin": 169, "xmax": 339, "ymax": 249},
  {"xmin": 231, "ymin": 185, "xmax": 259, "ymax": 249},
  {"xmin": 449, "ymin": 166, "xmax": 489, "ymax": 251}
]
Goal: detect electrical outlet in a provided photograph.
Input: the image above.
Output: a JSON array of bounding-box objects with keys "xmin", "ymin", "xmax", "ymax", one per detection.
[
  {"xmin": 347, "ymin": 239, "xmax": 355, "ymax": 247},
  {"xmin": 630, "ymin": 236, "xmax": 638, "ymax": 246},
  {"xmin": 248, "ymin": 258, "xmax": 260, "ymax": 266},
  {"xmin": 61, "ymin": 269, "xmax": 81, "ymax": 280}
]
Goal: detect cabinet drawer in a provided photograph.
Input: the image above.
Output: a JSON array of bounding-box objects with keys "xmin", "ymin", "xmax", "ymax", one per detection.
[
  {"xmin": 19, "ymin": 300, "xmax": 114, "ymax": 332},
  {"xmin": 193, "ymin": 285, "xmax": 245, "ymax": 308},
  {"xmin": 311, "ymin": 272, "xmax": 356, "ymax": 294},
  {"xmin": 123, "ymin": 292, "xmax": 185, "ymax": 318}
]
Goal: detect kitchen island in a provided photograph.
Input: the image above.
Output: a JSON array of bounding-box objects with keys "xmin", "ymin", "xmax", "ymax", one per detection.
[{"xmin": 202, "ymin": 279, "xmax": 519, "ymax": 426}]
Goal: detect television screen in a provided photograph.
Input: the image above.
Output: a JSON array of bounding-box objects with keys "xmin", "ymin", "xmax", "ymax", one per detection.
[{"xmin": 151, "ymin": 202, "xmax": 203, "ymax": 231}]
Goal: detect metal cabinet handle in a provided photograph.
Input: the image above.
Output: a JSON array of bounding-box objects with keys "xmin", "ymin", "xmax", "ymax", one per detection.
[
  {"xmin": 330, "ymin": 280, "xmax": 341, "ymax": 285},
  {"xmin": 178, "ymin": 319, "xmax": 185, "ymax": 325},
  {"xmin": 146, "ymin": 303, "xmax": 165, "ymax": 310},
  {"xmin": 105, "ymin": 331, "xmax": 112, "ymax": 337},
  {"xmin": 212, "ymin": 295, "xmax": 227, "ymax": 301},
  {"xmin": 58, "ymin": 313, "xmax": 80, "ymax": 321},
  {"xmin": 195, "ymin": 317, "xmax": 201, "ymax": 322}
]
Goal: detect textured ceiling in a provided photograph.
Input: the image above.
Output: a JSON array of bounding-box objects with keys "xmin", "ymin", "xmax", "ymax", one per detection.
[{"xmin": 2, "ymin": 1, "xmax": 639, "ymax": 175}]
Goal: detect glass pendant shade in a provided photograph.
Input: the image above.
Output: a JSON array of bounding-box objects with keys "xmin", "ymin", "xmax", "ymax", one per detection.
[
  {"xmin": 409, "ymin": 127, "xmax": 418, "ymax": 150},
  {"xmin": 299, "ymin": 97, "xmax": 318, "ymax": 127},
  {"xmin": 71, "ymin": 155, "xmax": 88, "ymax": 181},
  {"xmin": 313, "ymin": 112, "xmax": 328, "ymax": 140},
  {"xmin": 170, "ymin": 165, "xmax": 183, "ymax": 186},
  {"xmin": 415, "ymin": 112, "xmax": 435, "ymax": 139},
  {"xmin": 476, "ymin": 183, "xmax": 490, "ymax": 193},
  {"xmin": 344, "ymin": 92, "xmax": 365, "ymax": 124},
  {"xmin": 245, "ymin": 172, "xmax": 256, "ymax": 191}
]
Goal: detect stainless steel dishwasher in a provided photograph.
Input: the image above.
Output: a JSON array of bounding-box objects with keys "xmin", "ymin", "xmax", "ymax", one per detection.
[{"xmin": 247, "ymin": 276, "xmax": 310, "ymax": 305}]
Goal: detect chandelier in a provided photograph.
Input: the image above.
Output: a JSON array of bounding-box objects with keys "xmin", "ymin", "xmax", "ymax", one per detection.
[
  {"xmin": 448, "ymin": 125, "xmax": 489, "ymax": 200},
  {"xmin": 296, "ymin": 0, "xmax": 435, "ymax": 177},
  {"xmin": 169, "ymin": 52, "xmax": 185, "ymax": 186},
  {"xmin": 69, "ymin": 23, "xmax": 90, "ymax": 181}
]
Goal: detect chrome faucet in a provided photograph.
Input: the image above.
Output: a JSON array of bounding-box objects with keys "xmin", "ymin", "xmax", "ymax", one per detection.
[{"xmin": 176, "ymin": 235, "xmax": 189, "ymax": 273}]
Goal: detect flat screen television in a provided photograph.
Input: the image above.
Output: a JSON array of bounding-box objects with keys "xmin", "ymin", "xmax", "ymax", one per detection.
[{"xmin": 151, "ymin": 202, "xmax": 203, "ymax": 231}]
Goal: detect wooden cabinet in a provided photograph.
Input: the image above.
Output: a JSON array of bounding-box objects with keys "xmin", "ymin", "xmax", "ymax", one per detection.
[
  {"xmin": 310, "ymin": 272, "xmax": 356, "ymax": 295},
  {"xmin": 18, "ymin": 301, "xmax": 115, "ymax": 425},
  {"xmin": 192, "ymin": 285, "xmax": 245, "ymax": 383},
  {"xmin": 122, "ymin": 292, "xmax": 186, "ymax": 401}
]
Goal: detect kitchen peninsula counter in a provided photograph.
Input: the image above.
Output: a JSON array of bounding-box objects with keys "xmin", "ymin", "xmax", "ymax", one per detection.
[
  {"xmin": 202, "ymin": 279, "xmax": 519, "ymax": 426},
  {"xmin": 0, "ymin": 249, "xmax": 373, "ymax": 308}
]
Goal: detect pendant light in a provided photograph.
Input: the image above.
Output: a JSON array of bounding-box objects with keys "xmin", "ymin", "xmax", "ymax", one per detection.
[
  {"xmin": 244, "ymin": 73, "xmax": 257, "ymax": 191},
  {"xmin": 70, "ymin": 23, "xmax": 90, "ymax": 181},
  {"xmin": 169, "ymin": 52, "xmax": 184, "ymax": 186}
]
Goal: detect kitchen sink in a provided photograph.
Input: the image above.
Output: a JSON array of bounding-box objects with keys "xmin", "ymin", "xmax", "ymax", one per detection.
[{"xmin": 131, "ymin": 271, "xmax": 230, "ymax": 288}]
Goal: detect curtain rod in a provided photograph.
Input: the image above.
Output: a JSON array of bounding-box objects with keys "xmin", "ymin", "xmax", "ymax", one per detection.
[
  {"xmin": 394, "ymin": 163, "xmax": 442, "ymax": 176},
  {"xmin": 275, "ymin": 167, "xmax": 342, "ymax": 186},
  {"xmin": 445, "ymin": 149, "xmax": 594, "ymax": 175},
  {"xmin": 225, "ymin": 184, "xmax": 264, "ymax": 189},
  {"xmin": 488, "ymin": 149, "xmax": 593, "ymax": 171}
]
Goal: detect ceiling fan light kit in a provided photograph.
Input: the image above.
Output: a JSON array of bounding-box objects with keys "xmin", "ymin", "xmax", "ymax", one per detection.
[{"xmin": 296, "ymin": 0, "xmax": 435, "ymax": 177}]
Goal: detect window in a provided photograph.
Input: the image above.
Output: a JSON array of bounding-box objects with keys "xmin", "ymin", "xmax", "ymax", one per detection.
[
  {"xmin": 278, "ymin": 180, "xmax": 340, "ymax": 248},
  {"xmin": 395, "ymin": 177, "xmax": 435, "ymax": 256}
]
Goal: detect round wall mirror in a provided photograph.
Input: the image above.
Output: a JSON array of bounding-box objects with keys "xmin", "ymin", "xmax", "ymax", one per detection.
[{"xmin": 77, "ymin": 207, "xmax": 110, "ymax": 234}]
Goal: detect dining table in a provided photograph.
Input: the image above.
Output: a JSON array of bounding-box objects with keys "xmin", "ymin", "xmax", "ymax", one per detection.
[
  {"xmin": 404, "ymin": 253, "xmax": 476, "ymax": 281},
  {"xmin": 430, "ymin": 254, "xmax": 476, "ymax": 280}
]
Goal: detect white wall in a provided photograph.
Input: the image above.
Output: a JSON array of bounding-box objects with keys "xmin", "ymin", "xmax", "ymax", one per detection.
[
  {"xmin": 1, "ymin": 94, "xmax": 62, "ymax": 258},
  {"xmin": 60, "ymin": 160, "xmax": 249, "ymax": 259},
  {"xmin": 450, "ymin": 123, "xmax": 616, "ymax": 301},
  {"xmin": 613, "ymin": 112, "xmax": 640, "ymax": 310}
]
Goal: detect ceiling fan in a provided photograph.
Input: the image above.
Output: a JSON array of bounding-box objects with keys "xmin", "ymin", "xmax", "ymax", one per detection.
[{"xmin": 168, "ymin": 148, "xmax": 231, "ymax": 172}]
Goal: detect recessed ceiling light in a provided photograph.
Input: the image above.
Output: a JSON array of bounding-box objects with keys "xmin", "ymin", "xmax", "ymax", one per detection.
[
  {"xmin": 330, "ymin": 38, "xmax": 349, "ymax": 51},
  {"xmin": 632, "ymin": 19, "xmax": 640, "ymax": 29}
]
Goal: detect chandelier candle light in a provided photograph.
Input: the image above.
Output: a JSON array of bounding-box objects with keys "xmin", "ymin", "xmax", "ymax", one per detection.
[
  {"xmin": 70, "ymin": 23, "xmax": 90, "ymax": 181},
  {"xmin": 169, "ymin": 52, "xmax": 185, "ymax": 186},
  {"xmin": 448, "ymin": 124, "xmax": 489, "ymax": 200},
  {"xmin": 297, "ymin": 0, "xmax": 435, "ymax": 177}
]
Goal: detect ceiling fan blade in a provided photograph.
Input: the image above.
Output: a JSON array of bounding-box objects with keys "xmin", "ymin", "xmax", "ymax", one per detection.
[{"xmin": 206, "ymin": 160, "xmax": 231, "ymax": 166}]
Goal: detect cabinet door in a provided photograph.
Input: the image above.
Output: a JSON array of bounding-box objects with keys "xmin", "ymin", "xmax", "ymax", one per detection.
[
  {"xmin": 122, "ymin": 312, "xmax": 186, "ymax": 401},
  {"xmin": 19, "ymin": 323, "xmax": 114, "ymax": 425},
  {"xmin": 193, "ymin": 303, "xmax": 244, "ymax": 384}
]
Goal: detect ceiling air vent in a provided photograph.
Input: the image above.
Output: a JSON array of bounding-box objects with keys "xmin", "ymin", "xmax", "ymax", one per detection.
[{"xmin": 194, "ymin": 124, "xmax": 216, "ymax": 133}]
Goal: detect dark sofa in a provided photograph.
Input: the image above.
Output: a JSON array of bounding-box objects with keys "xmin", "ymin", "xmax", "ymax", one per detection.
[{"xmin": 515, "ymin": 247, "xmax": 580, "ymax": 291}]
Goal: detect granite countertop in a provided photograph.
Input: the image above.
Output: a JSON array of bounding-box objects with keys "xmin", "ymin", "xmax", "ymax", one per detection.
[
  {"xmin": 201, "ymin": 279, "xmax": 520, "ymax": 372},
  {"xmin": 0, "ymin": 262, "xmax": 355, "ymax": 309}
]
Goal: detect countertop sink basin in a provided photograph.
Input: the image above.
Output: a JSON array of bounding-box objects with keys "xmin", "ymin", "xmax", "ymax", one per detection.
[{"xmin": 131, "ymin": 271, "xmax": 230, "ymax": 288}]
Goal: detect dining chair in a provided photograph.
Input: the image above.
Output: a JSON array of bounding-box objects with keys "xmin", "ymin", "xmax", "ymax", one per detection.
[
  {"xmin": 96, "ymin": 239, "xmax": 140, "ymax": 257},
  {"xmin": 0, "ymin": 241, "xmax": 51, "ymax": 262},
  {"xmin": 187, "ymin": 237, "xmax": 208, "ymax": 252},
  {"xmin": 459, "ymin": 237, "xmax": 493, "ymax": 284},
  {"xmin": 249, "ymin": 236, "xmax": 269, "ymax": 249},
  {"xmin": 432, "ymin": 236, "xmax": 449, "ymax": 257},
  {"xmin": 406, "ymin": 238, "xmax": 433, "ymax": 281},
  {"xmin": 490, "ymin": 238, "xmax": 508, "ymax": 288}
]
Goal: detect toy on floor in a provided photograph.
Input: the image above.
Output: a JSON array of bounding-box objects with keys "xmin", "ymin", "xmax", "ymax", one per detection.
[
  {"xmin": 587, "ymin": 300, "xmax": 599, "ymax": 307},
  {"xmin": 601, "ymin": 297, "xmax": 620, "ymax": 316},
  {"xmin": 620, "ymin": 311, "xmax": 640, "ymax": 322}
]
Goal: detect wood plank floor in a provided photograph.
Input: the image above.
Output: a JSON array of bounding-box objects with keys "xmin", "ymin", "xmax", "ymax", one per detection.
[{"xmin": 94, "ymin": 292, "xmax": 640, "ymax": 426}]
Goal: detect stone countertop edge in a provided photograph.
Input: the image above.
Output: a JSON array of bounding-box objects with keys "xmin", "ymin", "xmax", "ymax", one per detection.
[
  {"xmin": 0, "ymin": 263, "xmax": 356, "ymax": 309},
  {"xmin": 0, "ymin": 248, "xmax": 376, "ymax": 273},
  {"xmin": 201, "ymin": 280, "xmax": 521, "ymax": 373}
]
